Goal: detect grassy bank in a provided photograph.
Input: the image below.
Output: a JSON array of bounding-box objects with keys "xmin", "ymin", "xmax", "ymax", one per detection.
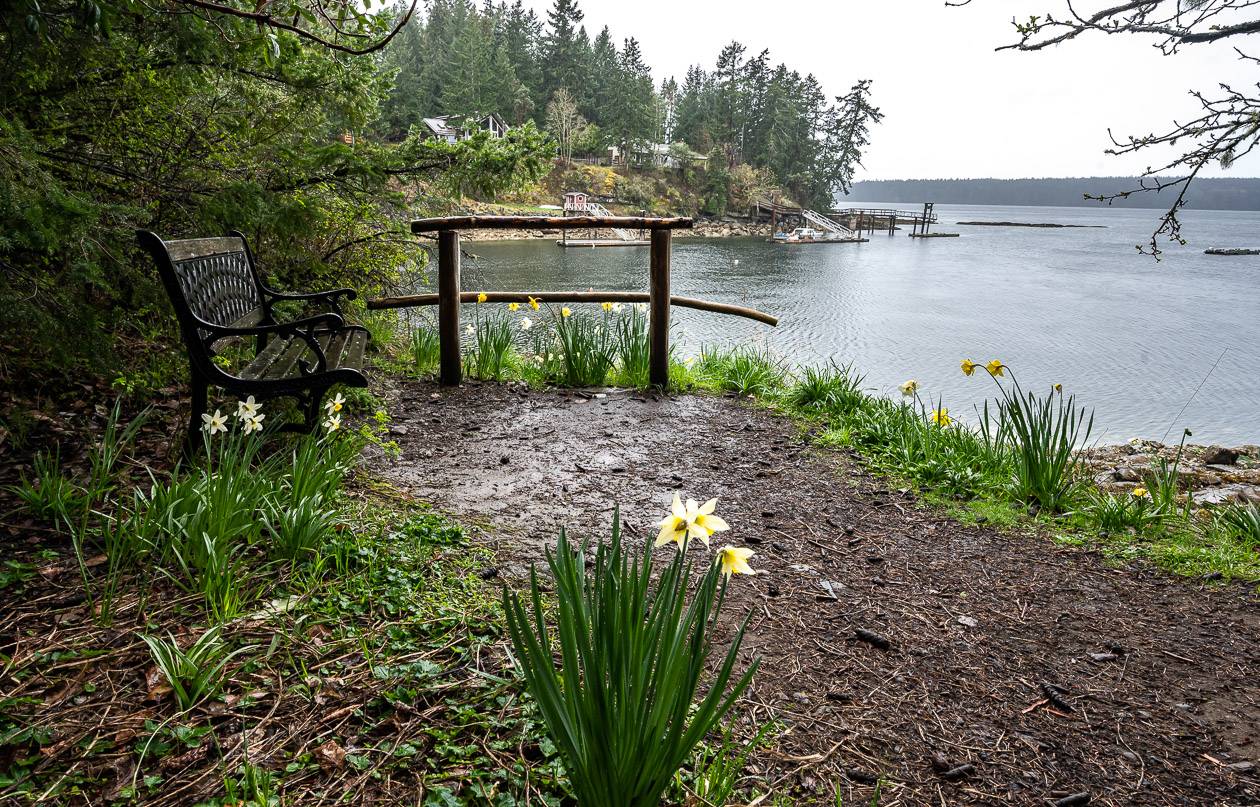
[{"xmin": 381, "ymin": 301, "xmax": 1259, "ymax": 583}]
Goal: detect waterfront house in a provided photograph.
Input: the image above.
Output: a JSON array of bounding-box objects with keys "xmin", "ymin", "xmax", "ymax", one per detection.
[{"xmin": 421, "ymin": 113, "xmax": 510, "ymax": 144}]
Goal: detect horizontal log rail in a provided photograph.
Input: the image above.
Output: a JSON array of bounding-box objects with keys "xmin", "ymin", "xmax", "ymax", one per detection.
[
  {"xmin": 367, "ymin": 290, "xmax": 779, "ymax": 327},
  {"xmin": 389, "ymin": 216, "xmax": 775, "ymax": 387},
  {"xmin": 411, "ymin": 215, "xmax": 693, "ymax": 232}
]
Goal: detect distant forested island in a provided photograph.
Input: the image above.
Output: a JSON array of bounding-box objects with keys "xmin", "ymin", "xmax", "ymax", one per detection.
[{"xmin": 845, "ymin": 178, "xmax": 1260, "ymax": 210}]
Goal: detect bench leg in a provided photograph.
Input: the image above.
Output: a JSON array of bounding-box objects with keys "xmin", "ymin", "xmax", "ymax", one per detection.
[
  {"xmin": 184, "ymin": 373, "xmax": 208, "ymax": 457},
  {"xmin": 302, "ymin": 387, "xmax": 327, "ymax": 433}
]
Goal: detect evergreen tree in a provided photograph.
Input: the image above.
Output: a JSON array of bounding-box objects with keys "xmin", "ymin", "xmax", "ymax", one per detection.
[{"xmin": 542, "ymin": 0, "xmax": 586, "ymax": 101}]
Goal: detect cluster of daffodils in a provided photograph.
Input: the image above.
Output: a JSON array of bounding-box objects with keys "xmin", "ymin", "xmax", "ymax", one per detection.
[
  {"xmin": 323, "ymin": 392, "xmax": 344, "ymax": 432},
  {"xmin": 654, "ymin": 495, "xmax": 757, "ymax": 580},
  {"xmin": 202, "ymin": 395, "xmax": 266, "ymax": 435},
  {"xmin": 200, "ymin": 392, "xmax": 346, "ymax": 436},
  {"xmin": 896, "ymin": 377, "xmax": 951, "ymax": 427},
  {"xmin": 960, "ymin": 358, "xmax": 1005, "ymax": 378}
]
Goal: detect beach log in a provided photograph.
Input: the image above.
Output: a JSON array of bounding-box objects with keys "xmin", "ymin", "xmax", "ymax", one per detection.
[{"xmin": 437, "ymin": 230, "xmax": 461, "ymax": 385}]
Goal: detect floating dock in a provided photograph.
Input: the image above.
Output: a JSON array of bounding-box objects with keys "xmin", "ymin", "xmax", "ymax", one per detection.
[{"xmin": 557, "ymin": 238, "xmax": 651, "ymax": 247}]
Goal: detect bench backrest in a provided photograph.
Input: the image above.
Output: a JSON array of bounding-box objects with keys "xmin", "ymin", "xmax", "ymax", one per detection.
[{"xmin": 137, "ymin": 231, "xmax": 269, "ymax": 354}]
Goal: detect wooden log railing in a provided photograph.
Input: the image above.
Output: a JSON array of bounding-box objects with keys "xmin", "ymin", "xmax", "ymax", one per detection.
[{"xmin": 371, "ymin": 215, "xmax": 778, "ymax": 388}]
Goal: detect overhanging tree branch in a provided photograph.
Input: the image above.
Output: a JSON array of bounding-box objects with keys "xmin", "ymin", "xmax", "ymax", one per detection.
[{"xmin": 167, "ymin": 0, "xmax": 418, "ymax": 55}]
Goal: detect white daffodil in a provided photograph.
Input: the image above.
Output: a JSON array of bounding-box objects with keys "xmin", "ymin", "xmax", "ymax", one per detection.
[
  {"xmin": 242, "ymin": 412, "xmax": 265, "ymax": 434},
  {"xmin": 899, "ymin": 380, "xmax": 918, "ymax": 397},
  {"xmin": 611, "ymin": 302, "xmax": 624, "ymax": 313},
  {"xmin": 325, "ymin": 393, "xmax": 345, "ymax": 414},
  {"xmin": 201, "ymin": 409, "xmax": 228, "ymax": 435},
  {"xmin": 324, "ymin": 413, "xmax": 342, "ymax": 432},
  {"xmin": 465, "ymin": 324, "xmax": 475, "ymax": 335},
  {"xmin": 520, "ymin": 317, "xmax": 533, "ymax": 331},
  {"xmin": 716, "ymin": 546, "xmax": 756, "ymax": 579},
  {"xmin": 635, "ymin": 302, "xmax": 648, "ymax": 313},
  {"xmin": 236, "ymin": 395, "xmax": 261, "ymax": 420}
]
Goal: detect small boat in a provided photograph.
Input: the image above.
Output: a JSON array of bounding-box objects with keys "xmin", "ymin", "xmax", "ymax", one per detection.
[{"xmin": 772, "ymin": 226, "xmax": 846, "ymax": 243}]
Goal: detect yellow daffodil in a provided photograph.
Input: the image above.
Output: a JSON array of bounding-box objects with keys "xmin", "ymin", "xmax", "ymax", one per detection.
[
  {"xmin": 477, "ymin": 292, "xmax": 487, "ymax": 304},
  {"xmin": 508, "ymin": 302, "xmax": 520, "ymax": 311},
  {"xmin": 528, "ymin": 296, "xmax": 540, "ymax": 311},
  {"xmin": 930, "ymin": 408, "xmax": 952, "ymax": 427},
  {"xmin": 899, "ymin": 379, "xmax": 918, "ymax": 397},
  {"xmin": 655, "ymin": 494, "xmax": 691, "ymax": 548},
  {"xmin": 986, "ymin": 360, "xmax": 1005, "ymax": 377},
  {"xmin": 325, "ymin": 392, "xmax": 345, "ymax": 414},
  {"xmin": 201, "ymin": 409, "xmax": 228, "ymax": 435},
  {"xmin": 601, "ymin": 301, "xmax": 613, "ymax": 312},
  {"xmin": 561, "ymin": 307, "xmax": 572, "ymax": 318},
  {"xmin": 1054, "ymin": 383, "xmax": 1063, "ymax": 394},
  {"xmin": 324, "ymin": 413, "xmax": 342, "ymax": 432},
  {"xmin": 1132, "ymin": 486, "xmax": 1149, "ymax": 498},
  {"xmin": 242, "ymin": 412, "xmax": 265, "ymax": 434},
  {"xmin": 961, "ymin": 359, "xmax": 977, "ymax": 377},
  {"xmin": 236, "ymin": 395, "xmax": 261, "ymax": 420},
  {"xmin": 687, "ymin": 497, "xmax": 729, "ymax": 547},
  {"xmin": 716, "ymin": 546, "xmax": 757, "ymax": 579}
]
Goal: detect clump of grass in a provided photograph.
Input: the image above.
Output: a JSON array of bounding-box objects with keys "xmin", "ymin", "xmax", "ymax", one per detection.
[
  {"xmin": 10, "ymin": 448, "xmax": 84, "ymax": 528},
  {"xmin": 1210, "ymin": 502, "xmax": 1260, "ymax": 550},
  {"xmin": 503, "ymin": 510, "xmax": 758, "ymax": 807},
  {"xmin": 142, "ymin": 626, "xmax": 253, "ymax": 711},
  {"xmin": 1081, "ymin": 488, "xmax": 1166, "ymax": 534},
  {"xmin": 263, "ymin": 493, "xmax": 340, "ymax": 564},
  {"xmin": 613, "ymin": 304, "xmax": 651, "ymax": 387},
  {"xmin": 695, "ymin": 345, "xmax": 789, "ymax": 397},
  {"xmin": 789, "ymin": 362, "xmax": 866, "ymax": 414},
  {"xmin": 467, "ymin": 309, "xmax": 515, "ymax": 380},
  {"xmin": 408, "ymin": 322, "xmax": 441, "ymax": 375},
  {"xmin": 974, "ymin": 363, "xmax": 1093, "ymax": 513},
  {"xmin": 555, "ymin": 308, "xmax": 614, "ymax": 386}
]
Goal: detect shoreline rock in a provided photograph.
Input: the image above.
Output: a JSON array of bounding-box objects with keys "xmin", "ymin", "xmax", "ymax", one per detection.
[{"xmin": 1081, "ymin": 440, "xmax": 1260, "ymax": 506}]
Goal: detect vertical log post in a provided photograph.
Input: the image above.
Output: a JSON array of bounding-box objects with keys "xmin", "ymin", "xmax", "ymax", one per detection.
[
  {"xmin": 438, "ymin": 230, "xmax": 462, "ymax": 385},
  {"xmin": 649, "ymin": 228, "xmax": 671, "ymax": 388}
]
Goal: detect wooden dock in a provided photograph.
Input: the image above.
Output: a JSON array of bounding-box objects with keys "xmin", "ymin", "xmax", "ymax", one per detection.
[{"xmin": 557, "ymin": 238, "xmax": 651, "ymax": 247}]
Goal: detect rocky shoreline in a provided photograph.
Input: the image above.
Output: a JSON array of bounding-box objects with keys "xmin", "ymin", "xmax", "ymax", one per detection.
[{"xmin": 1083, "ymin": 440, "xmax": 1260, "ymax": 506}]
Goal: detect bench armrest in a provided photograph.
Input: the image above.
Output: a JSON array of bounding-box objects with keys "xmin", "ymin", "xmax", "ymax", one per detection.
[{"xmin": 262, "ymin": 287, "xmax": 357, "ymax": 317}]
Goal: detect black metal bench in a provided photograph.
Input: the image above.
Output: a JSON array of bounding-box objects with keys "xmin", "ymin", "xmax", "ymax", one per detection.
[{"xmin": 137, "ymin": 230, "xmax": 370, "ymax": 444}]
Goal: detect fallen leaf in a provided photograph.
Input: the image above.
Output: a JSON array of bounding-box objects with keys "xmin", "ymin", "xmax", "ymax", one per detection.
[{"xmin": 315, "ymin": 739, "xmax": 346, "ymax": 772}]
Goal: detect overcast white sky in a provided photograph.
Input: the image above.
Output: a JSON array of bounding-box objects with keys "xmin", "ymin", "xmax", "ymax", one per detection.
[{"xmin": 515, "ymin": 0, "xmax": 1260, "ymax": 180}]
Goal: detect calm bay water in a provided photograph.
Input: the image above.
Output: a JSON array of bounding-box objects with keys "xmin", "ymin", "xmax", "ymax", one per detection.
[{"xmin": 457, "ymin": 203, "xmax": 1260, "ymax": 445}]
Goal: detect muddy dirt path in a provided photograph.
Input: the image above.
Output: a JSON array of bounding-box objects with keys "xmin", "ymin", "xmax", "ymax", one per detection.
[{"xmin": 374, "ymin": 380, "xmax": 1260, "ymax": 806}]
